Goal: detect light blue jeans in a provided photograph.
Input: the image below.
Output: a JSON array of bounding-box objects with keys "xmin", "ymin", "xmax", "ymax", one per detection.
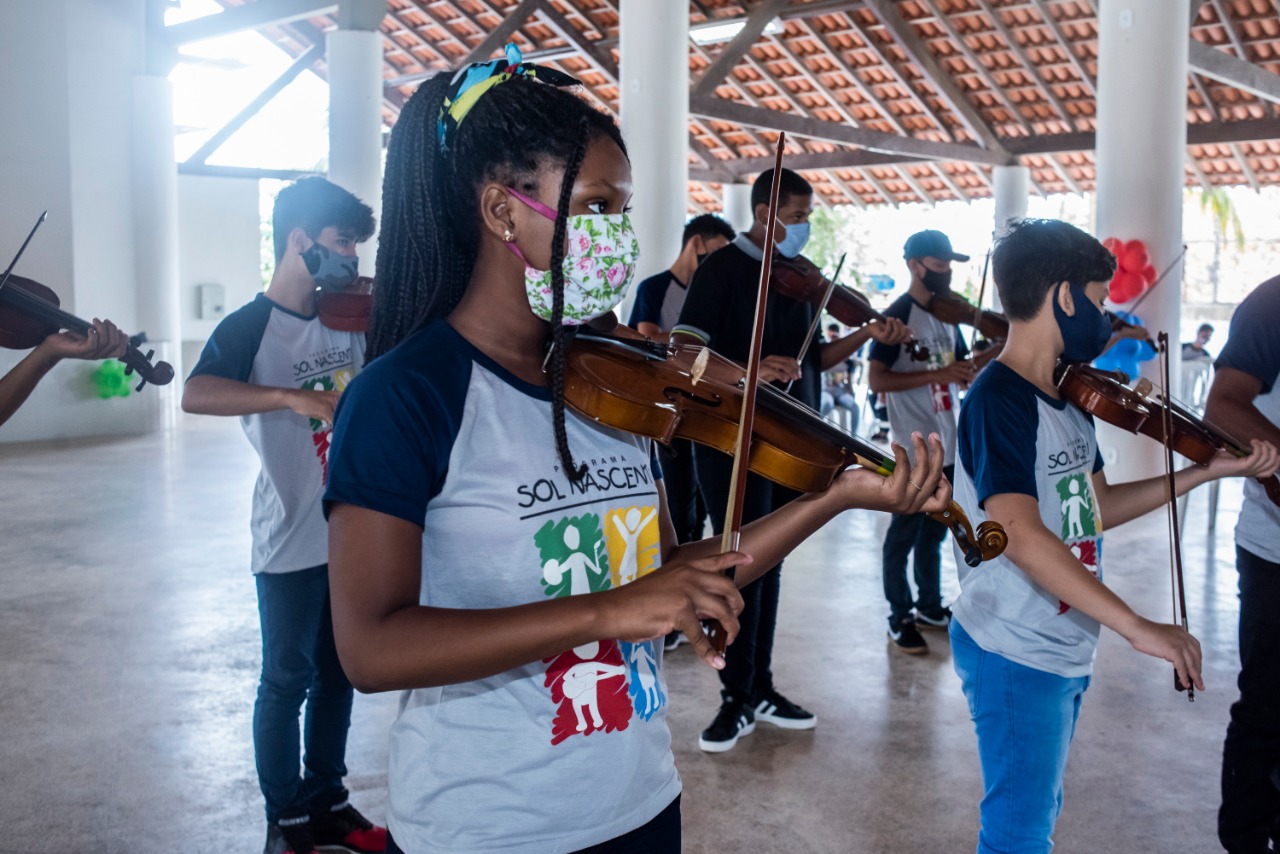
[{"xmin": 950, "ymin": 619, "xmax": 1090, "ymax": 854}]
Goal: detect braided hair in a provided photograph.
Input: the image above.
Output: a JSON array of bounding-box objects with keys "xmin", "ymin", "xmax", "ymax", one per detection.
[{"xmin": 373, "ymin": 69, "xmax": 627, "ymax": 482}]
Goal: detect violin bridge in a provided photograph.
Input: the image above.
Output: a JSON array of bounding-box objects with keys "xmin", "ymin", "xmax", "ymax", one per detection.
[{"xmin": 690, "ymin": 347, "xmax": 709, "ymax": 386}]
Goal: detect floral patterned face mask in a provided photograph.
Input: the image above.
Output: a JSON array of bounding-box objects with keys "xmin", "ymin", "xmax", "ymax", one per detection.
[{"xmin": 504, "ymin": 186, "xmax": 639, "ymax": 325}]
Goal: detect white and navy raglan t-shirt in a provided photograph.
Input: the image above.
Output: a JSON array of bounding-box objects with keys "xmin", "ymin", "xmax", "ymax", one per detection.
[
  {"xmin": 627, "ymin": 270, "xmax": 686, "ymax": 333},
  {"xmin": 324, "ymin": 319, "xmax": 678, "ymax": 853},
  {"xmin": 869, "ymin": 294, "xmax": 969, "ymax": 466},
  {"xmin": 1216, "ymin": 273, "xmax": 1280, "ymax": 564},
  {"xmin": 187, "ymin": 293, "xmax": 364, "ymax": 575},
  {"xmin": 952, "ymin": 361, "xmax": 1106, "ymax": 679}
]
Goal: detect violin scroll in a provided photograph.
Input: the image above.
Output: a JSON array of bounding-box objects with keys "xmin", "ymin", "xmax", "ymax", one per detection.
[{"xmin": 931, "ymin": 500, "xmax": 1008, "ymax": 566}]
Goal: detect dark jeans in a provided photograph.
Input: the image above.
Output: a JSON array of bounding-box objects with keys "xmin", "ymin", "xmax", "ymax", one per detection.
[
  {"xmin": 254, "ymin": 564, "xmax": 353, "ymax": 823},
  {"xmin": 659, "ymin": 438, "xmax": 707, "ymax": 544},
  {"xmin": 385, "ymin": 796, "xmax": 680, "ymax": 854},
  {"xmin": 882, "ymin": 465, "xmax": 953, "ymax": 626},
  {"xmin": 694, "ymin": 444, "xmax": 800, "ymax": 704},
  {"xmin": 1219, "ymin": 546, "xmax": 1280, "ymax": 852}
]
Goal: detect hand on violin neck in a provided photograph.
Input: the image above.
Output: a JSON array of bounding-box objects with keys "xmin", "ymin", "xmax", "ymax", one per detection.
[
  {"xmin": 833, "ymin": 431, "xmax": 951, "ymax": 516},
  {"xmin": 758, "ymin": 355, "xmax": 802, "ymax": 385},
  {"xmin": 1206, "ymin": 439, "xmax": 1280, "ymax": 482},
  {"xmin": 598, "ymin": 549, "xmax": 748, "ymax": 672},
  {"xmin": 37, "ymin": 317, "xmax": 127, "ymax": 363}
]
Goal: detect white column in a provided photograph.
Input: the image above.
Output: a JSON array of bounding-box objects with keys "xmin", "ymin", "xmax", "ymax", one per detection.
[
  {"xmin": 132, "ymin": 74, "xmax": 183, "ymax": 426},
  {"xmin": 989, "ymin": 164, "xmax": 1030, "ymax": 311},
  {"xmin": 327, "ymin": 26, "xmax": 384, "ymax": 272},
  {"xmin": 1094, "ymin": 0, "xmax": 1189, "ymax": 480},
  {"xmin": 722, "ymin": 182, "xmax": 754, "ymax": 233},
  {"xmin": 619, "ymin": 0, "xmax": 688, "ymax": 282}
]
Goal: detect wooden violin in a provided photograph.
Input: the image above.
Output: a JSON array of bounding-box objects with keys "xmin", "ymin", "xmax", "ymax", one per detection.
[
  {"xmin": 563, "ymin": 329, "xmax": 1009, "ymax": 566},
  {"xmin": 1056, "ymin": 360, "xmax": 1280, "ymax": 507},
  {"xmin": 770, "ymin": 254, "xmax": 930, "ymax": 362},
  {"xmin": 922, "ymin": 290, "xmax": 1009, "ymax": 342},
  {"xmin": 0, "ymin": 274, "xmax": 174, "ymax": 390},
  {"xmin": 317, "ymin": 275, "xmax": 374, "ymax": 332}
]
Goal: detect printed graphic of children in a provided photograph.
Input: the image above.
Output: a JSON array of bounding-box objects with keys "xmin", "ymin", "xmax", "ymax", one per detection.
[
  {"xmin": 611, "ymin": 507, "xmax": 658, "ymax": 584},
  {"xmin": 627, "ymin": 642, "xmax": 661, "ymax": 714},
  {"xmin": 541, "ymin": 525, "xmax": 605, "ymax": 595},
  {"xmin": 1062, "ymin": 477, "xmax": 1091, "ymax": 539},
  {"xmin": 559, "ymin": 642, "xmax": 627, "ymax": 732}
]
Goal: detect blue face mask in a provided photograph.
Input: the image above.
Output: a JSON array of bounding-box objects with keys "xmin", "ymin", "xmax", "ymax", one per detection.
[
  {"xmin": 776, "ymin": 222, "xmax": 810, "ymax": 258},
  {"xmin": 1053, "ymin": 282, "xmax": 1113, "ymax": 363}
]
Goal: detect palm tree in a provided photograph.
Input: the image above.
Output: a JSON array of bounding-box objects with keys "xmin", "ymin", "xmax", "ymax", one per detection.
[{"xmin": 1195, "ymin": 186, "xmax": 1245, "ymax": 304}]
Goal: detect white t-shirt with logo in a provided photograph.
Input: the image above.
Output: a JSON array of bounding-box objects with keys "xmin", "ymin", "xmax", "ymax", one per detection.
[
  {"xmin": 324, "ymin": 320, "xmax": 678, "ymax": 853},
  {"xmin": 187, "ymin": 293, "xmax": 364, "ymax": 574},
  {"xmin": 952, "ymin": 361, "xmax": 1106, "ymax": 678},
  {"xmin": 869, "ymin": 294, "xmax": 970, "ymax": 466}
]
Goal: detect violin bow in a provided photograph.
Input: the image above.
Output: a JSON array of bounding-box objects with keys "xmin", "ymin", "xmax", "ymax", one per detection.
[
  {"xmin": 1157, "ymin": 331, "xmax": 1194, "ymax": 702},
  {"xmin": 0, "ymin": 211, "xmax": 49, "ymax": 294},
  {"xmin": 704, "ymin": 133, "xmax": 787, "ymax": 654},
  {"xmin": 783, "ymin": 252, "xmax": 845, "ymax": 395},
  {"xmin": 969, "ymin": 248, "xmax": 992, "ymax": 354}
]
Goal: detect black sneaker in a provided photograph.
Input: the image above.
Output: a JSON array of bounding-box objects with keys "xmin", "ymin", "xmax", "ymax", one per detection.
[
  {"xmin": 311, "ymin": 794, "xmax": 387, "ymax": 853},
  {"xmin": 698, "ymin": 700, "xmax": 755, "ymax": 753},
  {"xmin": 663, "ymin": 631, "xmax": 686, "ymax": 652},
  {"xmin": 888, "ymin": 617, "xmax": 928, "ymax": 655},
  {"xmin": 753, "ymin": 689, "xmax": 816, "ymax": 730},
  {"xmin": 265, "ymin": 815, "xmax": 318, "ymax": 854},
  {"xmin": 916, "ymin": 606, "xmax": 952, "ymax": 630}
]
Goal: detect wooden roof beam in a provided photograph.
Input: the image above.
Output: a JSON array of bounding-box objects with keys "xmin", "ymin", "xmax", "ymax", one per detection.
[
  {"xmin": 791, "ymin": 17, "xmax": 909, "ymax": 137},
  {"xmin": 689, "ymin": 94, "xmax": 1012, "ymax": 165},
  {"xmin": 863, "ymin": 0, "xmax": 1010, "ymax": 153},
  {"xmin": 165, "ymin": 0, "xmax": 337, "ymax": 45},
  {"xmin": 1208, "ymin": 0, "xmax": 1248, "ymax": 57},
  {"xmin": 1028, "ymin": 0, "xmax": 1097, "ymax": 98},
  {"xmin": 539, "ymin": 0, "xmax": 618, "ymax": 78},
  {"xmin": 459, "ymin": 0, "xmax": 544, "ymax": 65},
  {"xmin": 971, "ymin": 0, "xmax": 1074, "ymax": 129},
  {"xmin": 1187, "ymin": 40, "xmax": 1280, "ymax": 106},
  {"xmin": 891, "ymin": 164, "xmax": 937, "ymax": 206},
  {"xmin": 692, "ymin": 0, "xmax": 792, "ymax": 97},
  {"xmin": 1229, "ymin": 143, "xmax": 1261, "ymax": 191}
]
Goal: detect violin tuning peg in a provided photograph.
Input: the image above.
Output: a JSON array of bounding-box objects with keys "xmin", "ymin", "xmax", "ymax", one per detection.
[{"xmin": 135, "ymin": 378, "xmax": 146, "ymax": 392}]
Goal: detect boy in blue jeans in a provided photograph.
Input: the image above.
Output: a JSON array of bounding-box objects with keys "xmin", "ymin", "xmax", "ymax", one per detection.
[{"xmin": 949, "ymin": 218, "xmax": 1278, "ymax": 853}]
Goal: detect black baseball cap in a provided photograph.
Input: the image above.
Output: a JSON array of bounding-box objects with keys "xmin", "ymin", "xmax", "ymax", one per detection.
[{"xmin": 903, "ymin": 230, "xmax": 970, "ymax": 262}]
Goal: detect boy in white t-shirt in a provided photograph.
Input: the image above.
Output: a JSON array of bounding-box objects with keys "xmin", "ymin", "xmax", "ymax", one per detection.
[{"xmin": 950, "ymin": 218, "xmax": 1278, "ymax": 854}]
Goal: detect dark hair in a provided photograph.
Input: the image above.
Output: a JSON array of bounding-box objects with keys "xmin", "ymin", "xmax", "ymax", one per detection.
[
  {"xmin": 681, "ymin": 213, "xmax": 735, "ymax": 247},
  {"xmin": 991, "ymin": 219, "xmax": 1117, "ymax": 321},
  {"xmin": 373, "ymin": 68, "xmax": 627, "ymax": 482},
  {"xmin": 750, "ymin": 168, "xmax": 813, "ymax": 209},
  {"xmin": 271, "ymin": 176, "xmax": 375, "ymax": 263},
  {"xmin": 1198, "ymin": 323, "xmax": 1215, "ymax": 334}
]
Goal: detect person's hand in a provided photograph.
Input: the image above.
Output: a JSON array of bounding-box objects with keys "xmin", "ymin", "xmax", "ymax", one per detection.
[
  {"xmin": 938, "ymin": 359, "xmax": 977, "ymax": 387},
  {"xmin": 1205, "ymin": 439, "xmax": 1280, "ymax": 481},
  {"xmin": 287, "ymin": 388, "xmax": 342, "ymax": 427},
  {"xmin": 758, "ymin": 355, "xmax": 802, "ymax": 385},
  {"xmin": 866, "ymin": 317, "xmax": 911, "ymax": 346},
  {"xmin": 36, "ymin": 318, "xmax": 127, "ymax": 362},
  {"xmin": 1123, "ymin": 617, "xmax": 1205, "ymax": 693},
  {"xmin": 602, "ymin": 550, "xmax": 748, "ymax": 670},
  {"xmin": 832, "ymin": 431, "xmax": 950, "ymax": 516}
]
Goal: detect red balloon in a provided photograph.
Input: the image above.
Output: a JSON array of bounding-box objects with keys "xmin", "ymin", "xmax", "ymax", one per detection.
[
  {"xmin": 1110, "ymin": 271, "xmax": 1143, "ymax": 303},
  {"xmin": 1140, "ymin": 264, "xmax": 1157, "ymax": 284},
  {"xmin": 1103, "ymin": 237, "xmax": 1123, "ymax": 256},
  {"xmin": 1121, "ymin": 240, "xmax": 1149, "ymax": 274}
]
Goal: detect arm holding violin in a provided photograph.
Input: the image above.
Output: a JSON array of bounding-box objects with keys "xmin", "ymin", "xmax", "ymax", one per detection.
[
  {"xmin": 984, "ymin": 491, "xmax": 1205, "ymax": 693},
  {"xmin": 1205, "ymin": 367, "xmax": 1280, "ymax": 450},
  {"xmin": 1090, "ymin": 444, "xmax": 1279, "ymax": 530},
  {"xmin": 868, "ymin": 357, "xmax": 973, "ymax": 393},
  {"xmin": 818, "ymin": 317, "xmax": 909, "ymax": 372},
  {"xmin": 183, "ymin": 375, "xmax": 342, "ymax": 426},
  {"xmin": 0, "ymin": 318, "xmax": 127, "ymax": 427}
]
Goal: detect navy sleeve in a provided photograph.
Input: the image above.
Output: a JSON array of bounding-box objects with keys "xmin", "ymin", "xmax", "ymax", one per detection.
[
  {"xmin": 187, "ymin": 297, "xmax": 271, "ymax": 383},
  {"xmin": 324, "ymin": 349, "xmax": 465, "ymax": 526},
  {"xmin": 673, "ymin": 258, "xmax": 729, "ymax": 344},
  {"xmin": 954, "ymin": 327, "xmax": 970, "ymax": 362},
  {"xmin": 650, "ymin": 440, "xmax": 663, "ymax": 481},
  {"xmin": 958, "ymin": 370, "xmax": 1040, "ymax": 507},
  {"xmin": 628, "ymin": 275, "xmax": 665, "ymax": 328},
  {"xmin": 868, "ymin": 296, "xmax": 912, "ymax": 366},
  {"xmin": 1216, "ymin": 291, "xmax": 1280, "ymax": 394}
]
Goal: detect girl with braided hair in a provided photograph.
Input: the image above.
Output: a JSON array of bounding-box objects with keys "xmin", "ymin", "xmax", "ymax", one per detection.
[{"xmin": 324, "ymin": 45, "xmax": 952, "ymax": 853}]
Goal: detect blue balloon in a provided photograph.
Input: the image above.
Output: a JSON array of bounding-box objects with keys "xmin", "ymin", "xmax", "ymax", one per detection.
[{"xmin": 1092, "ymin": 310, "xmax": 1155, "ymax": 380}]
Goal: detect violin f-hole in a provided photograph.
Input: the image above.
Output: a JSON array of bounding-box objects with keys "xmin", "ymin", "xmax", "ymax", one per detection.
[{"xmin": 663, "ymin": 386, "xmax": 722, "ymax": 410}]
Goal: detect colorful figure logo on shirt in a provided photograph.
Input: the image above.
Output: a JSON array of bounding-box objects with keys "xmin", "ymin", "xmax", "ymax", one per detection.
[
  {"xmin": 535, "ymin": 516, "xmax": 610, "ymax": 597},
  {"xmin": 620, "ymin": 640, "xmax": 665, "ymax": 720},
  {"xmin": 929, "ymin": 352, "xmax": 954, "ymax": 413},
  {"xmin": 302, "ymin": 369, "xmax": 353, "ymax": 485},
  {"xmin": 1056, "ymin": 473, "xmax": 1098, "ymax": 539},
  {"xmin": 604, "ymin": 505, "xmax": 660, "ymax": 586},
  {"xmin": 544, "ymin": 640, "xmax": 632, "ymax": 744},
  {"xmin": 1058, "ymin": 540, "xmax": 1102, "ymax": 615}
]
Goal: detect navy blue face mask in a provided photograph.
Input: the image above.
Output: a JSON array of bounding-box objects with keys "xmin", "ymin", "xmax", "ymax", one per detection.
[{"xmin": 1053, "ymin": 282, "xmax": 1112, "ymax": 363}]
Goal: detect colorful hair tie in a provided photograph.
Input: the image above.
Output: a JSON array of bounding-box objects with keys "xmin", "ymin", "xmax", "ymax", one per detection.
[{"xmin": 437, "ymin": 42, "xmax": 581, "ymax": 155}]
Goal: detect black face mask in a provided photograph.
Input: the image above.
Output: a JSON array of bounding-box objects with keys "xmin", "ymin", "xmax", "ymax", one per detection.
[
  {"xmin": 920, "ymin": 266, "xmax": 952, "ymax": 295},
  {"xmin": 695, "ymin": 252, "xmax": 709, "ymax": 268}
]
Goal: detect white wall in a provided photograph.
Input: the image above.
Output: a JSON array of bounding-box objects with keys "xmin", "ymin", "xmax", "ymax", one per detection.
[{"xmin": 178, "ymin": 174, "xmax": 263, "ymax": 372}]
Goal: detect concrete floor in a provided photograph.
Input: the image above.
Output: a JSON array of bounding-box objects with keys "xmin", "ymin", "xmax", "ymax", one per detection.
[{"xmin": 0, "ymin": 416, "xmax": 1248, "ymax": 853}]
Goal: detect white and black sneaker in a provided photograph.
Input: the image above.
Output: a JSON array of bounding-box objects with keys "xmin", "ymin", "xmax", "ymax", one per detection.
[
  {"xmin": 753, "ymin": 690, "xmax": 816, "ymax": 730},
  {"xmin": 663, "ymin": 631, "xmax": 687, "ymax": 652},
  {"xmin": 916, "ymin": 606, "xmax": 952, "ymax": 630},
  {"xmin": 888, "ymin": 617, "xmax": 929, "ymax": 655},
  {"xmin": 698, "ymin": 700, "xmax": 755, "ymax": 753}
]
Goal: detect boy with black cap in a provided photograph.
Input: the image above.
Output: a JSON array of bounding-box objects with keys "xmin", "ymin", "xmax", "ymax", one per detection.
[{"xmin": 869, "ymin": 229, "xmax": 999, "ymax": 654}]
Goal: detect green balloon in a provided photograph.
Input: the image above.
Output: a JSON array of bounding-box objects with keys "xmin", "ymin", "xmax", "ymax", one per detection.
[{"xmin": 91, "ymin": 360, "xmax": 131, "ymax": 399}]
